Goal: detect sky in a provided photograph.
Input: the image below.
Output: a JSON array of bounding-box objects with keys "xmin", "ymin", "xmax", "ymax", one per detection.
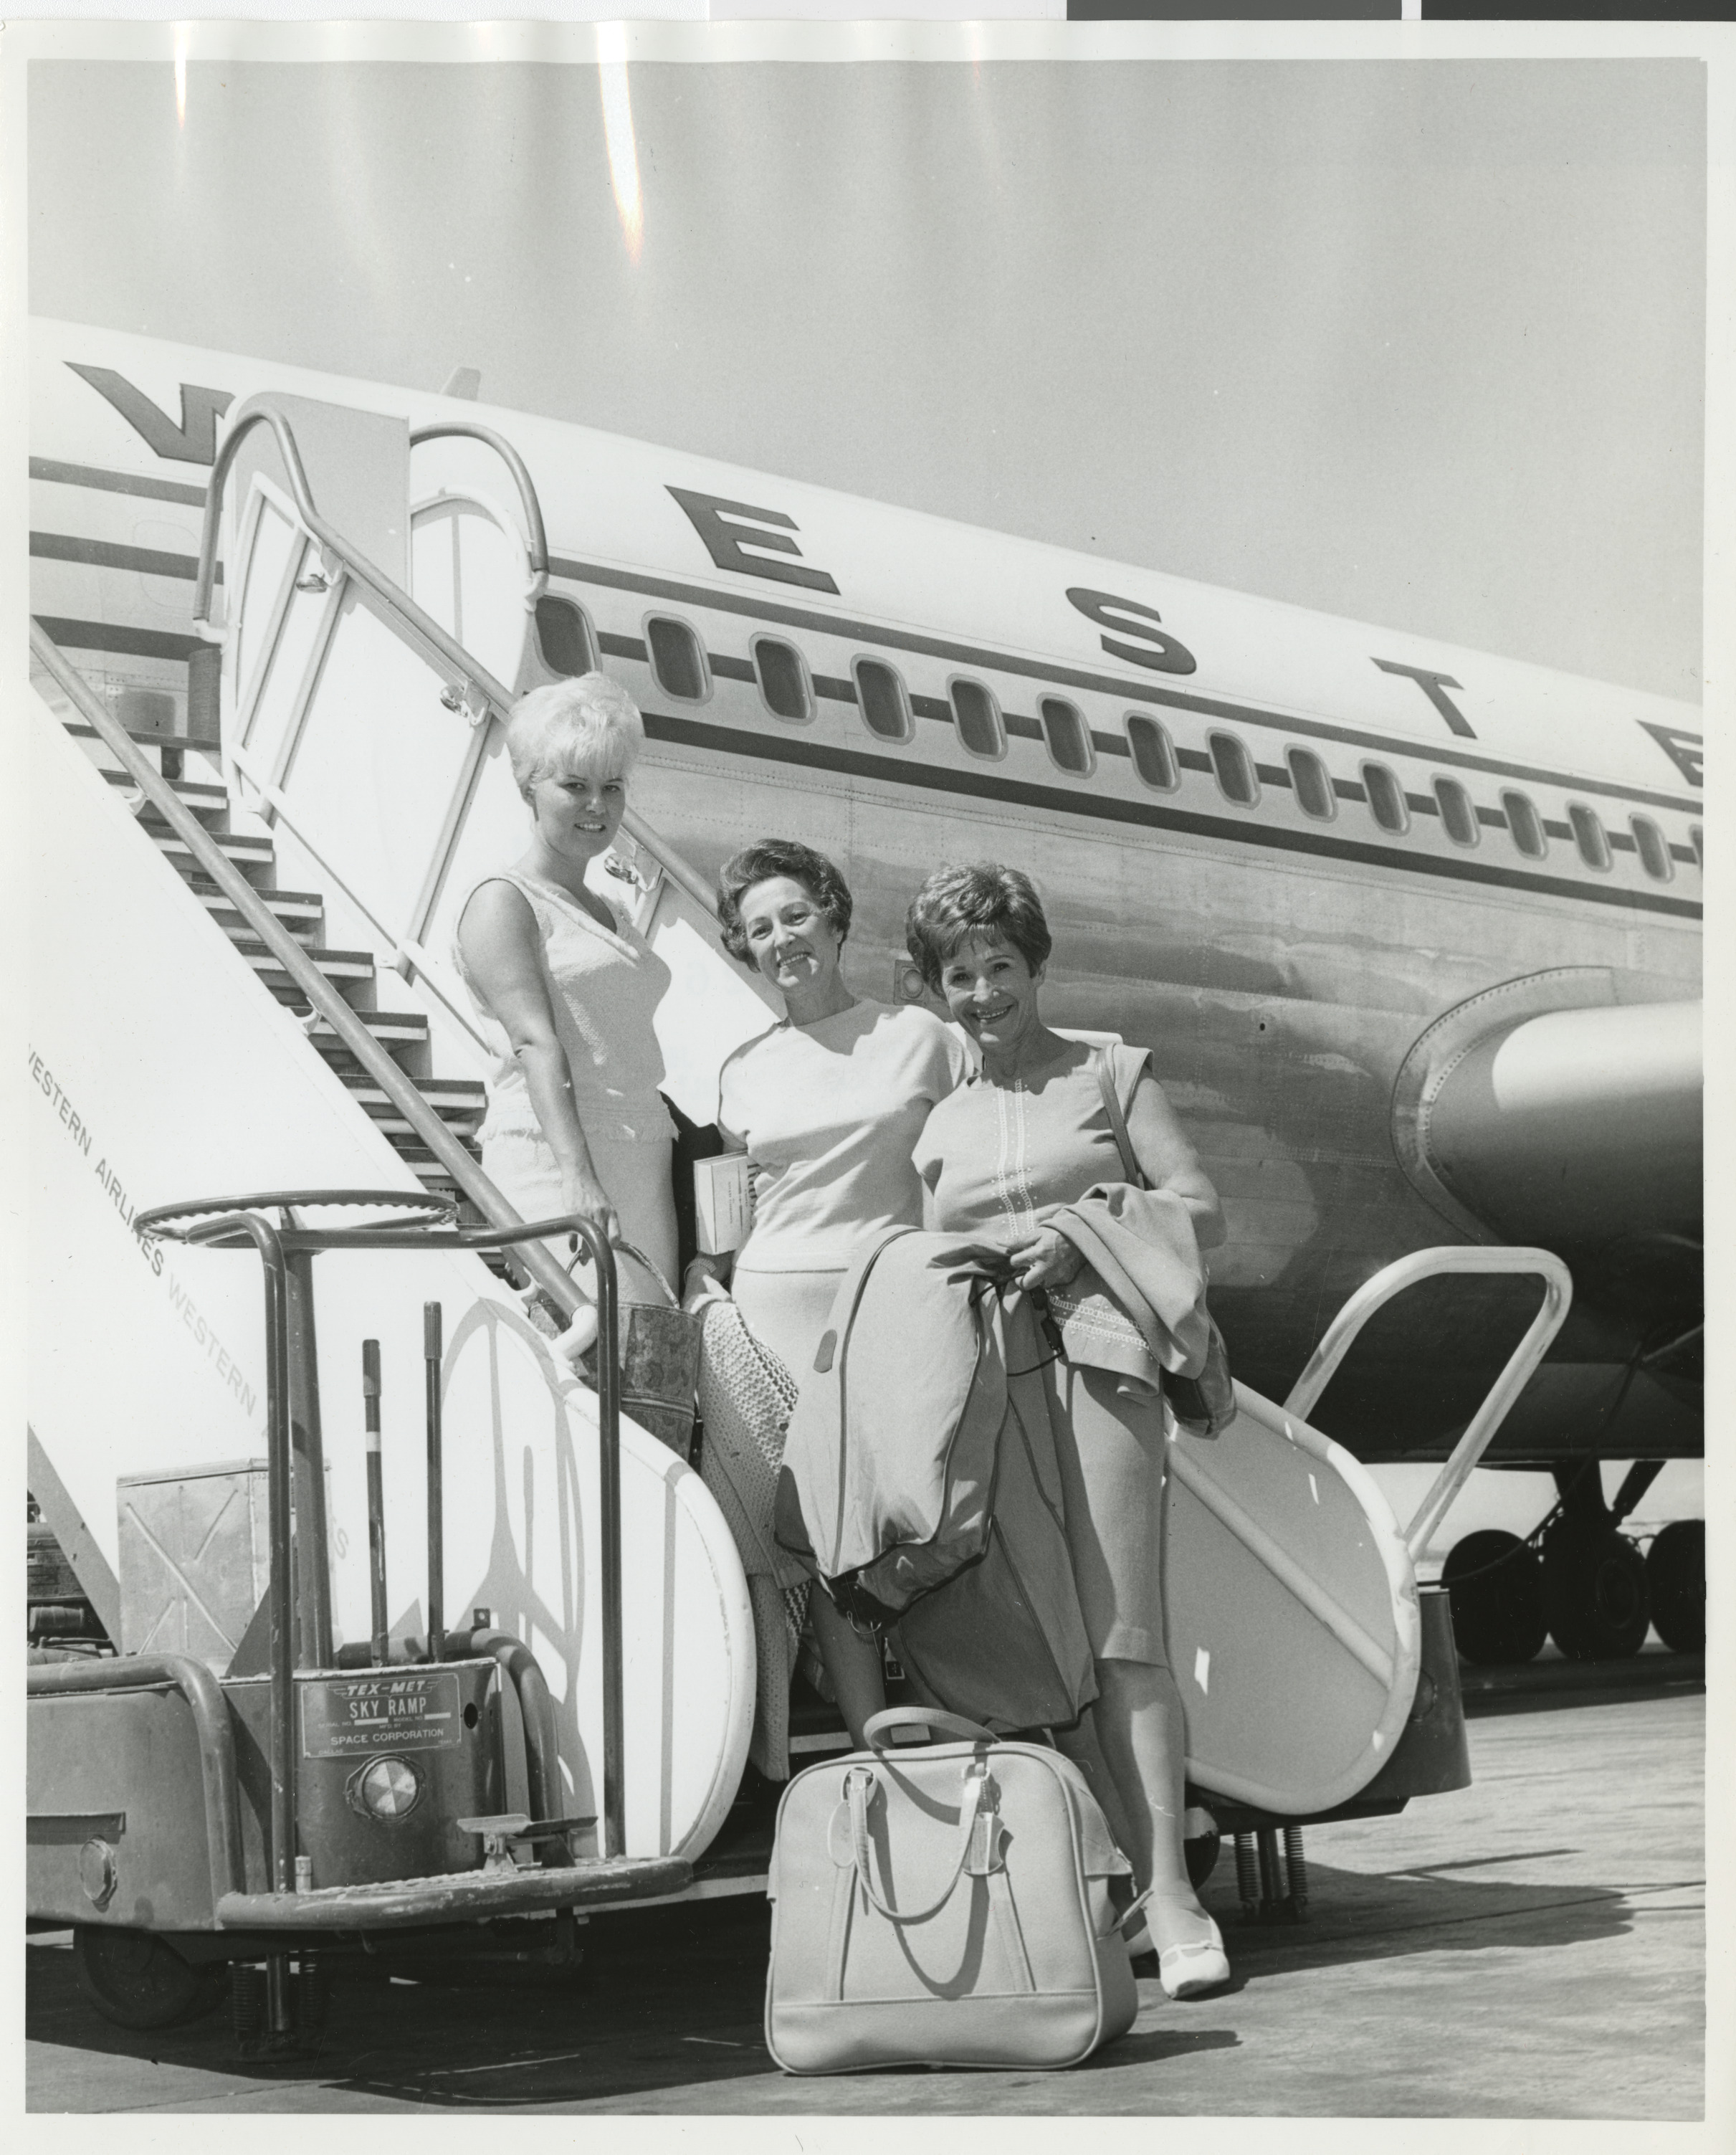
[{"xmin": 28, "ymin": 52, "xmax": 1707, "ymax": 700}]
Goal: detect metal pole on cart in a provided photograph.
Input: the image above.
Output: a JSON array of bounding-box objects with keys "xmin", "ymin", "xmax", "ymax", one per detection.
[
  {"xmin": 565, "ymin": 1219, "xmax": 626, "ymax": 1862},
  {"xmin": 173, "ymin": 1208, "xmax": 300, "ymax": 2046},
  {"xmin": 424, "ymin": 1303, "xmax": 444, "ymax": 1660}
]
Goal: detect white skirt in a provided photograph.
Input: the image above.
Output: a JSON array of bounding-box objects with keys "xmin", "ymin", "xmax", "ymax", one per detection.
[{"xmin": 480, "ymin": 1127, "xmax": 678, "ymax": 1309}]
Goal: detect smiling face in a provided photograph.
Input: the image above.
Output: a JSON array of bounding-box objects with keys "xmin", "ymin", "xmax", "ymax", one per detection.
[
  {"xmin": 527, "ymin": 758, "xmax": 627, "ymax": 868},
  {"xmin": 738, "ymin": 875, "xmax": 845, "ymax": 1002},
  {"xmin": 938, "ymin": 930, "xmax": 1046, "ymax": 1060}
]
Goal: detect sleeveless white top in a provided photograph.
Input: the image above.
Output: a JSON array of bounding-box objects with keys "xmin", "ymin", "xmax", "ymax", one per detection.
[{"xmin": 452, "ymin": 868, "xmax": 675, "ymax": 1147}]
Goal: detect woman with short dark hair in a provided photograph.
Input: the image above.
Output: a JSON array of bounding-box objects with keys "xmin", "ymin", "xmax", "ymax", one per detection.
[
  {"xmin": 693, "ymin": 837, "xmax": 969, "ymax": 1754},
  {"xmin": 907, "ymin": 859, "xmax": 1230, "ymax": 1999}
]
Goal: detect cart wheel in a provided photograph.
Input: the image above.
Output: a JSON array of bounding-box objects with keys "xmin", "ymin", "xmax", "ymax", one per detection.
[{"xmin": 72, "ymin": 1926, "xmax": 225, "ymax": 2031}]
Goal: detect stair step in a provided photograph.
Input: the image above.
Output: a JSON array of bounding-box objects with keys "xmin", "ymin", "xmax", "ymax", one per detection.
[
  {"xmin": 389, "ymin": 1143, "xmax": 482, "ymax": 1191},
  {"xmin": 195, "ymin": 881, "xmax": 324, "ymax": 938},
  {"xmin": 104, "ymin": 769, "xmax": 229, "ymax": 823},
  {"xmin": 65, "ymin": 720, "xmax": 206, "ymax": 754},
  {"xmin": 237, "ymin": 941, "xmax": 376, "ymax": 994},
  {"xmin": 341, "ymin": 1073, "xmax": 487, "ymax": 1134},
  {"xmin": 308, "ymin": 1010, "xmax": 430, "ymax": 1053},
  {"xmin": 155, "ymin": 827, "xmax": 276, "ymax": 882}
]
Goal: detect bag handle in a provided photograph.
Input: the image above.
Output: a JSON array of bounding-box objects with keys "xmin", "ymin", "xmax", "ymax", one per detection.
[
  {"xmin": 845, "ymin": 1763, "xmax": 986, "ymax": 1924},
  {"xmin": 563, "ymin": 1235, "xmax": 682, "ymax": 1310},
  {"xmin": 862, "ymin": 1706, "xmax": 996, "ymax": 1751},
  {"xmin": 1093, "ymin": 1045, "xmax": 1148, "ymax": 1190}
]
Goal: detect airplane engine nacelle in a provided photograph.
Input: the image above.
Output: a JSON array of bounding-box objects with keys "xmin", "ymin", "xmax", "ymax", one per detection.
[{"xmin": 1393, "ymin": 977, "xmax": 1701, "ymax": 1342}]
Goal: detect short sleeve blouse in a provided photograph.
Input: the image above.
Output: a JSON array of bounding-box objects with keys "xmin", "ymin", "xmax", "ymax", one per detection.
[
  {"xmin": 720, "ymin": 1000, "xmax": 970, "ymax": 1270},
  {"xmin": 914, "ymin": 1040, "xmax": 1152, "ymax": 1238}
]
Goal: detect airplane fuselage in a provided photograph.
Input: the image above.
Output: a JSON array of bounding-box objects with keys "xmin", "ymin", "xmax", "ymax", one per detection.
[{"xmin": 28, "ymin": 320, "xmax": 1703, "ymax": 1465}]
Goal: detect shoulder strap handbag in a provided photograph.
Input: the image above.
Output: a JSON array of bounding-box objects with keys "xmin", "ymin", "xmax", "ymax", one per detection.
[{"xmin": 1090, "ymin": 1046, "xmax": 1236, "ymax": 1439}]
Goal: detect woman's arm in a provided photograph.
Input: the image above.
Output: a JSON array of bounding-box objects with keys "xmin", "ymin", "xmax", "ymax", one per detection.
[
  {"xmin": 1125, "ymin": 1073, "xmax": 1227, "ymax": 1250},
  {"xmin": 457, "ymin": 881, "xmax": 620, "ymax": 1245}
]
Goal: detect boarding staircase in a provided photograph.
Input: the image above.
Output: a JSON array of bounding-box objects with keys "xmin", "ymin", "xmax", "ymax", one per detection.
[{"xmin": 27, "ymin": 401, "xmax": 772, "ymax": 1865}]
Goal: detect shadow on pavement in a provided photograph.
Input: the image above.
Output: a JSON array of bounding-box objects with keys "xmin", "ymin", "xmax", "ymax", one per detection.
[
  {"xmin": 1210, "ymin": 1857, "xmax": 1633, "ymax": 1976},
  {"xmin": 27, "ymin": 1855, "xmax": 1636, "ymax": 2111}
]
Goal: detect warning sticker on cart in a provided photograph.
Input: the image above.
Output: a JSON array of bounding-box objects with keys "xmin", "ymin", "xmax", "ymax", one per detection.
[{"xmin": 301, "ymin": 1672, "xmax": 464, "ymax": 1757}]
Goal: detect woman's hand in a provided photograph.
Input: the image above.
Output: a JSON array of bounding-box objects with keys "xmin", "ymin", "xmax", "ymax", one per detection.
[
  {"xmin": 682, "ymin": 1255, "xmax": 733, "ymax": 1313},
  {"xmin": 560, "ymin": 1166, "xmax": 621, "ymax": 1259},
  {"xmin": 1004, "ymin": 1226, "xmax": 1085, "ymax": 1293}
]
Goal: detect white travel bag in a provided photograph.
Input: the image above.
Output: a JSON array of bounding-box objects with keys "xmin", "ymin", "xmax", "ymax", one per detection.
[{"xmin": 765, "ymin": 1708, "xmax": 1139, "ymax": 2073}]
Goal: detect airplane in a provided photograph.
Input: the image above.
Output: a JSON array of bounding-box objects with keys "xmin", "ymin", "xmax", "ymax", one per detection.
[{"xmin": 26, "ymin": 315, "xmax": 1702, "ymax": 1683}]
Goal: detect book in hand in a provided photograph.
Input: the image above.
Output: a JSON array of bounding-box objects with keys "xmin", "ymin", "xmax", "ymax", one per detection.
[{"xmin": 693, "ymin": 1153, "xmax": 754, "ymax": 1255}]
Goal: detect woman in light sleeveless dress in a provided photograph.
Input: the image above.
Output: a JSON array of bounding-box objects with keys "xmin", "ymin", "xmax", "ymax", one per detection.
[
  {"xmin": 907, "ymin": 861, "xmax": 1231, "ymax": 2001},
  {"xmin": 452, "ymin": 674, "xmax": 677, "ymax": 1311},
  {"xmin": 689, "ymin": 838, "xmax": 970, "ymax": 1746}
]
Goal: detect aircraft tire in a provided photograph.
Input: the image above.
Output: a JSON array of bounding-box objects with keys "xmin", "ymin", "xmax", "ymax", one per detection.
[
  {"xmin": 1541, "ymin": 1526, "xmax": 1651, "ymax": 1661},
  {"xmin": 1441, "ymin": 1531, "xmax": 1547, "ymax": 1665},
  {"xmin": 72, "ymin": 1926, "xmax": 226, "ymax": 2031},
  {"xmin": 1645, "ymin": 1520, "xmax": 1704, "ymax": 1653}
]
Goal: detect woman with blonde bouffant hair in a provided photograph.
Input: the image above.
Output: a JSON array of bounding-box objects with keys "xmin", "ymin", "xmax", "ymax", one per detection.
[{"xmin": 452, "ymin": 672, "xmax": 677, "ymax": 1314}]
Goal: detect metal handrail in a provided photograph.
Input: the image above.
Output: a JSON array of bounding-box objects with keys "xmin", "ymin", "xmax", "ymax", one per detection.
[
  {"xmin": 194, "ymin": 401, "xmax": 513, "ymax": 724},
  {"xmin": 196, "ymin": 396, "xmax": 725, "ymax": 953},
  {"xmin": 1282, "ymin": 1245, "xmax": 1574, "ymax": 1559},
  {"xmin": 29, "ymin": 623, "xmax": 584, "ymax": 1328},
  {"xmin": 410, "ymin": 420, "xmax": 550, "ymax": 576},
  {"xmin": 27, "ymin": 1653, "xmax": 249, "ymax": 1913}
]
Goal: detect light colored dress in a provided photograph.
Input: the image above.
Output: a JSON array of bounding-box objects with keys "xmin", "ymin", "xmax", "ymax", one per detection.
[
  {"xmin": 915, "ymin": 1040, "xmax": 1178, "ymax": 1668},
  {"xmin": 452, "ymin": 867, "xmax": 677, "ymax": 1305},
  {"xmin": 717, "ymin": 999, "xmax": 970, "ymax": 1381}
]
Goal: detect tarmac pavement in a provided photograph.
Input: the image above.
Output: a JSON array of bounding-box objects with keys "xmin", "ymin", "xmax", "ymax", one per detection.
[{"xmin": 25, "ymin": 1678, "xmax": 1705, "ymax": 2119}]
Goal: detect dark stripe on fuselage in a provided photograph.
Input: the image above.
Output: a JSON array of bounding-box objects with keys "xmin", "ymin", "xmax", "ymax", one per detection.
[
  {"xmin": 29, "ymin": 457, "xmax": 209, "ymax": 507},
  {"xmin": 641, "ymin": 706, "xmax": 1703, "ymax": 922},
  {"xmin": 31, "ymin": 532, "xmax": 220, "ymax": 582},
  {"xmin": 546, "ymin": 552, "xmax": 1701, "ymax": 817},
  {"xmin": 32, "ymin": 614, "xmax": 203, "ymax": 662}
]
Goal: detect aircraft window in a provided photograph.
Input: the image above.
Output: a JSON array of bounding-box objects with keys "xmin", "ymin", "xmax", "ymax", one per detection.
[
  {"xmin": 1125, "ymin": 714, "xmax": 1178, "ymax": 791},
  {"xmin": 1208, "ymin": 731, "xmax": 1259, "ymax": 807},
  {"xmin": 1631, "ymin": 814, "xmax": 1673, "ymax": 882},
  {"xmin": 1502, "ymin": 790, "xmax": 1547, "ymax": 860},
  {"xmin": 535, "ymin": 595, "xmax": 597, "ymax": 678},
  {"xmin": 645, "ymin": 615, "xmax": 710, "ymax": 701},
  {"xmin": 1434, "ymin": 776, "xmax": 1479, "ymax": 847},
  {"xmin": 1362, "ymin": 761, "xmax": 1409, "ymax": 835},
  {"xmin": 1568, "ymin": 804, "xmax": 1612, "ymax": 872},
  {"xmin": 752, "ymin": 636, "xmax": 812, "ymax": 724},
  {"xmin": 1689, "ymin": 824, "xmax": 1704, "ymax": 871},
  {"xmin": 1287, "ymin": 748, "xmax": 1335, "ymax": 821},
  {"xmin": 853, "ymin": 657, "xmax": 912, "ymax": 743},
  {"xmin": 1039, "ymin": 696, "xmax": 1094, "ymax": 776},
  {"xmin": 950, "ymin": 678, "xmax": 1006, "ymax": 760}
]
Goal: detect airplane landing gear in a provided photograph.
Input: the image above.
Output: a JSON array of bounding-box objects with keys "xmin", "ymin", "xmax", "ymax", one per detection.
[
  {"xmin": 1441, "ymin": 1531, "xmax": 1547, "ymax": 1666},
  {"xmin": 1539, "ymin": 1462, "xmax": 1651, "ymax": 1662},
  {"xmin": 1645, "ymin": 1519, "xmax": 1704, "ymax": 1652}
]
